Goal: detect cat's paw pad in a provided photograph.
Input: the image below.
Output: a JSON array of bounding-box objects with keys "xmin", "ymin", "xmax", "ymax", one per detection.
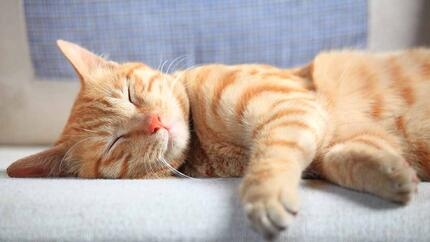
[{"xmin": 240, "ymin": 181, "xmax": 299, "ymax": 239}]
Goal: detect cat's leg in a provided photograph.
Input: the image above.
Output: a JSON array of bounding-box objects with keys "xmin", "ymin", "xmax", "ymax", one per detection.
[
  {"xmin": 240, "ymin": 99, "xmax": 327, "ymax": 238},
  {"xmin": 320, "ymin": 128, "xmax": 419, "ymax": 203}
]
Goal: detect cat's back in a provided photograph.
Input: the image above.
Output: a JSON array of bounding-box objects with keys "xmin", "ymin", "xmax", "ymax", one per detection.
[
  {"xmin": 310, "ymin": 48, "xmax": 430, "ymax": 179},
  {"xmin": 312, "ymin": 48, "xmax": 430, "ymax": 94},
  {"xmin": 311, "ymin": 48, "xmax": 430, "ymax": 119}
]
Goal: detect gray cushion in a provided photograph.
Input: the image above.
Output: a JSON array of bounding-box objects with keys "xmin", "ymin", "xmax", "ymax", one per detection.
[{"xmin": 1, "ymin": 147, "xmax": 429, "ymax": 241}]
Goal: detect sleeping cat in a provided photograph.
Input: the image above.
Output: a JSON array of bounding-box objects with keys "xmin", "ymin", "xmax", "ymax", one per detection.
[{"xmin": 7, "ymin": 40, "xmax": 430, "ymax": 238}]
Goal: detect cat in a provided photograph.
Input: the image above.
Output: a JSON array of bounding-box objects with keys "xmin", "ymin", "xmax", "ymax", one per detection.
[{"xmin": 7, "ymin": 40, "xmax": 430, "ymax": 239}]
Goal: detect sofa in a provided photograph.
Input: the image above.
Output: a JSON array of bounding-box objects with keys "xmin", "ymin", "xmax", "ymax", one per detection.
[{"xmin": 1, "ymin": 0, "xmax": 430, "ymax": 241}]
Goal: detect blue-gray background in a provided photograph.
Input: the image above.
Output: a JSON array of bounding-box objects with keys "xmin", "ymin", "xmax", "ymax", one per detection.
[{"xmin": 24, "ymin": 0, "xmax": 367, "ymax": 79}]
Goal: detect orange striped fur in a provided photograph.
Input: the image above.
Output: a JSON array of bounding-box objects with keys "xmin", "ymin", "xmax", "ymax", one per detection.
[{"xmin": 6, "ymin": 41, "xmax": 430, "ymax": 238}]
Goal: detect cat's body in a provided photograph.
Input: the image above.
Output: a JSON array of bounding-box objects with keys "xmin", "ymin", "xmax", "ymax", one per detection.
[
  {"xmin": 181, "ymin": 50, "xmax": 430, "ymax": 176},
  {"xmin": 7, "ymin": 41, "xmax": 430, "ymax": 238},
  {"xmin": 175, "ymin": 52, "xmax": 428, "ymax": 236},
  {"xmin": 180, "ymin": 50, "xmax": 430, "ymax": 180}
]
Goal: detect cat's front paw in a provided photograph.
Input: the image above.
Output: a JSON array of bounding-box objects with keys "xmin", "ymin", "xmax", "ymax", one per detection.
[{"xmin": 240, "ymin": 179, "xmax": 300, "ymax": 239}]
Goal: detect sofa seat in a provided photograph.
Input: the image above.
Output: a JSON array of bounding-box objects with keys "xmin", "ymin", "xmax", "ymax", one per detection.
[{"xmin": 1, "ymin": 146, "xmax": 429, "ymax": 242}]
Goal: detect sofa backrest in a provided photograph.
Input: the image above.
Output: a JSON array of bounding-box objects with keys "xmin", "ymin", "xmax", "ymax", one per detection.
[{"xmin": 0, "ymin": 0, "xmax": 429, "ymax": 145}]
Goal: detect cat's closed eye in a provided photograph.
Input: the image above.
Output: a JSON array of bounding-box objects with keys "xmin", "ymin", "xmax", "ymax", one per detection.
[
  {"xmin": 127, "ymin": 81, "xmax": 135, "ymax": 105},
  {"xmin": 107, "ymin": 135, "xmax": 125, "ymax": 152}
]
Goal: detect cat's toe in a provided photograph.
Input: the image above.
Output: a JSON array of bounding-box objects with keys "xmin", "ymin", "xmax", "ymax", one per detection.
[
  {"xmin": 266, "ymin": 199, "xmax": 294, "ymax": 230},
  {"xmin": 379, "ymin": 156, "xmax": 418, "ymax": 203},
  {"xmin": 244, "ymin": 202, "xmax": 280, "ymax": 239},
  {"xmin": 244, "ymin": 199, "xmax": 296, "ymax": 239},
  {"xmin": 240, "ymin": 182, "xmax": 299, "ymax": 239},
  {"xmin": 388, "ymin": 172, "xmax": 417, "ymax": 204}
]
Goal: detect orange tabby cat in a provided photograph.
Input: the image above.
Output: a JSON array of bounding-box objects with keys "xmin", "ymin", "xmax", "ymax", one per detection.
[{"xmin": 7, "ymin": 40, "xmax": 430, "ymax": 238}]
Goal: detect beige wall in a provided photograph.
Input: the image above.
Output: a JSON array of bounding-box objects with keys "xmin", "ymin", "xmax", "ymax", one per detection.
[
  {"xmin": 1, "ymin": 0, "xmax": 429, "ymax": 145},
  {"xmin": 0, "ymin": 1, "xmax": 79, "ymax": 145},
  {"xmin": 369, "ymin": 0, "xmax": 430, "ymax": 51}
]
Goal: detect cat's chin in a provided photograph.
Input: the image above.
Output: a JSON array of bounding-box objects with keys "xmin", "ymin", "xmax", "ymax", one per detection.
[{"xmin": 151, "ymin": 129, "xmax": 178, "ymax": 158}]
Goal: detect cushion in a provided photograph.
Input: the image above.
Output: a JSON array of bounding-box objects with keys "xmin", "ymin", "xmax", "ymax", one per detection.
[{"xmin": 1, "ymin": 147, "xmax": 429, "ymax": 241}]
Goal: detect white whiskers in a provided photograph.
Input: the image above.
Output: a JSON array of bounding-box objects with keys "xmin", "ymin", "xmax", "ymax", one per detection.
[
  {"xmin": 157, "ymin": 157, "xmax": 194, "ymax": 179},
  {"xmin": 55, "ymin": 136, "xmax": 97, "ymax": 176}
]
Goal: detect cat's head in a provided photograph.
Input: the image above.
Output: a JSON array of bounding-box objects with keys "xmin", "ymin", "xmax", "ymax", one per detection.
[{"xmin": 7, "ymin": 40, "xmax": 190, "ymax": 178}]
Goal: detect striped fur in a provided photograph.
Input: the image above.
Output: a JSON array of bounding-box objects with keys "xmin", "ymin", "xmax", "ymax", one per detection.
[
  {"xmin": 6, "ymin": 41, "xmax": 430, "ymax": 238},
  {"xmin": 179, "ymin": 50, "xmax": 430, "ymax": 237}
]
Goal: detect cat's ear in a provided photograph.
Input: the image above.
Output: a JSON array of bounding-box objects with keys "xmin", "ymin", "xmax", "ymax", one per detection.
[
  {"xmin": 293, "ymin": 62, "xmax": 313, "ymax": 80},
  {"xmin": 56, "ymin": 39, "xmax": 118, "ymax": 82},
  {"xmin": 292, "ymin": 62, "xmax": 315, "ymax": 90},
  {"xmin": 7, "ymin": 145, "xmax": 68, "ymax": 177}
]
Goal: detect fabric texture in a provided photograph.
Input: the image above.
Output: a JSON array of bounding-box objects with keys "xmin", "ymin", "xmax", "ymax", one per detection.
[
  {"xmin": 1, "ymin": 147, "xmax": 429, "ymax": 242},
  {"xmin": 23, "ymin": 0, "xmax": 367, "ymax": 79}
]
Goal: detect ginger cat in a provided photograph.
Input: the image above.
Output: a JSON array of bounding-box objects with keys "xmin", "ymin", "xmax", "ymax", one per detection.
[{"xmin": 7, "ymin": 40, "xmax": 430, "ymax": 238}]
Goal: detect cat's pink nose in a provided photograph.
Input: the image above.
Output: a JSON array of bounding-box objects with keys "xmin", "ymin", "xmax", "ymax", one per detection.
[{"xmin": 148, "ymin": 114, "xmax": 163, "ymax": 134}]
